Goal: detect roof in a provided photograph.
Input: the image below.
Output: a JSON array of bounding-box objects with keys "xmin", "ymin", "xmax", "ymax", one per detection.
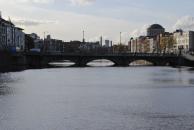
[
  {"xmin": 0, "ymin": 17, "xmax": 14, "ymax": 26},
  {"xmin": 148, "ymin": 24, "xmax": 164, "ymax": 29}
]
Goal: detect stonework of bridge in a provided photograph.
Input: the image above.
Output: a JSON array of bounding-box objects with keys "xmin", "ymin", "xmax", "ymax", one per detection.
[{"xmin": 25, "ymin": 53, "xmax": 194, "ymax": 68}]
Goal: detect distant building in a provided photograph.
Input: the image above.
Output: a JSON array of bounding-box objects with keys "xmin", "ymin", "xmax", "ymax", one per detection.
[
  {"xmin": 130, "ymin": 36, "xmax": 154, "ymax": 53},
  {"xmin": 173, "ymin": 30, "xmax": 194, "ymax": 53},
  {"xmin": 105, "ymin": 40, "xmax": 110, "ymax": 47},
  {"xmin": 25, "ymin": 34, "xmax": 35, "ymax": 51},
  {"xmin": 80, "ymin": 42, "xmax": 101, "ymax": 51},
  {"xmin": 44, "ymin": 35, "xmax": 64, "ymax": 53},
  {"xmin": 159, "ymin": 32, "xmax": 174, "ymax": 53},
  {"xmin": 28, "ymin": 33, "xmax": 44, "ymax": 51},
  {"xmin": 147, "ymin": 24, "xmax": 165, "ymax": 37},
  {"xmin": 146, "ymin": 24, "xmax": 166, "ymax": 52}
]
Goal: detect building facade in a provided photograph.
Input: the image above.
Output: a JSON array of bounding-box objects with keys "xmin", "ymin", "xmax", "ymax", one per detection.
[
  {"xmin": 129, "ymin": 36, "xmax": 154, "ymax": 53},
  {"xmin": 0, "ymin": 14, "xmax": 25, "ymax": 51},
  {"xmin": 173, "ymin": 30, "xmax": 194, "ymax": 53},
  {"xmin": 159, "ymin": 32, "xmax": 174, "ymax": 53}
]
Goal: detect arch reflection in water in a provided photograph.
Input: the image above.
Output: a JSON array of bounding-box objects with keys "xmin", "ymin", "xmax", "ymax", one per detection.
[
  {"xmin": 49, "ymin": 60, "xmax": 75, "ymax": 67},
  {"xmin": 130, "ymin": 60, "xmax": 153, "ymax": 66},
  {"xmin": 87, "ymin": 59, "xmax": 115, "ymax": 67}
]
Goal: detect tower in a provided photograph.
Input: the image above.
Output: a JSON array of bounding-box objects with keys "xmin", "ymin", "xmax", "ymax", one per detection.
[
  {"xmin": 82, "ymin": 30, "xmax": 85, "ymax": 43},
  {"xmin": 100, "ymin": 36, "xmax": 103, "ymax": 46}
]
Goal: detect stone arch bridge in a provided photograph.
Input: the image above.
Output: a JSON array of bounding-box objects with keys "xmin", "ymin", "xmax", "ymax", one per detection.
[{"xmin": 26, "ymin": 53, "xmax": 194, "ymax": 68}]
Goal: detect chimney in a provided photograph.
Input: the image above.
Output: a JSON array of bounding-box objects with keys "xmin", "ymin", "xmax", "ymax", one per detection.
[{"xmin": 0, "ymin": 11, "xmax": 2, "ymax": 18}]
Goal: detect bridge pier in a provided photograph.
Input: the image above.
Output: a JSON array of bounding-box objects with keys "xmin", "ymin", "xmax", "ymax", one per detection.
[
  {"xmin": 74, "ymin": 57, "xmax": 88, "ymax": 67},
  {"xmin": 26, "ymin": 55, "xmax": 50, "ymax": 68}
]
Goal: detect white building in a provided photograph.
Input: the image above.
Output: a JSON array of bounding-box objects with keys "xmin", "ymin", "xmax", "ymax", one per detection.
[{"xmin": 173, "ymin": 30, "xmax": 194, "ymax": 53}]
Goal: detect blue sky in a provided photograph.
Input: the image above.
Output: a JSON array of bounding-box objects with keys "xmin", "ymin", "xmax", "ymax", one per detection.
[{"xmin": 0, "ymin": 0, "xmax": 194, "ymax": 43}]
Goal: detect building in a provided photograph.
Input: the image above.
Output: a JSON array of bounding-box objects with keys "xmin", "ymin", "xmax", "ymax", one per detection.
[
  {"xmin": 14, "ymin": 27, "xmax": 25, "ymax": 51},
  {"xmin": 146, "ymin": 24, "xmax": 166, "ymax": 53},
  {"xmin": 0, "ymin": 16, "xmax": 7, "ymax": 50},
  {"xmin": 44, "ymin": 35, "xmax": 64, "ymax": 53},
  {"xmin": 147, "ymin": 24, "xmax": 165, "ymax": 37},
  {"xmin": 0, "ymin": 13, "xmax": 25, "ymax": 51},
  {"xmin": 28, "ymin": 33, "xmax": 44, "ymax": 51},
  {"xmin": 80, "ymin": 42, "xmax": 101, "ymax": 51},
  {"xmin": 159, "ymin": 32, "xmax": 174, "ymax": 53},
  {"xmin": 173, "ymin": 30, "xmax": 194, "ymax": 53},
  {"xmin": 25, "ymin": 34, "xmax": 35, "ymax": 51},
  {"xmin": 130, "ymin": 36, "xmax": 154, "ymax": 53},
  {"xmin": 105, "ymin": 40, "xmax": 110, "ymax": 47}
]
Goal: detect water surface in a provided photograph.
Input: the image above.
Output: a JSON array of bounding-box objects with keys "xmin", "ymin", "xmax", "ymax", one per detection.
[{"xmin": 0, "ymin": 67, "xmax": 194, "ymax": 130}]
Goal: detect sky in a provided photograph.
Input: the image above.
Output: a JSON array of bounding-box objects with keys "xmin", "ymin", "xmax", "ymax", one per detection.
[{"xmin": 1, "ymin": 0, "xmax": 194, "ymax": 43}]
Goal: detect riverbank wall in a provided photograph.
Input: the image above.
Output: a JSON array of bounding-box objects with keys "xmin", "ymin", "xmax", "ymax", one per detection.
[{"xmin": 0, "ymin": 51, "xmax": 26, "ymax": 72}]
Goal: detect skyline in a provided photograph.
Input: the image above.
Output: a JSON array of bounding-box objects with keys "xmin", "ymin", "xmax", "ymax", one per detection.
[{"xmin": 1, "ymin": 0, "xmax": 194, "ymax": 43}]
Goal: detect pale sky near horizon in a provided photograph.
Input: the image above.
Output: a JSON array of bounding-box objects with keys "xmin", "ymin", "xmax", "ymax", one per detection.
[{"xmin": 0, "ymin": 0, "xmax": 194, "ymax": 44}]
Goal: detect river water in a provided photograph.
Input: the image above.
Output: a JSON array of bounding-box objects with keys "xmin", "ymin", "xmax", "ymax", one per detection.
[{"xmin": 0, "ymin": 67, "xmax": 194, "ymax": 130}]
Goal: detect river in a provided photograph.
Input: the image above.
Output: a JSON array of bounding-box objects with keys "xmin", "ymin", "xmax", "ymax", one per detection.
[{"xmin": 0, "ymin": 67, "xmax": 194, "ymax": 130}]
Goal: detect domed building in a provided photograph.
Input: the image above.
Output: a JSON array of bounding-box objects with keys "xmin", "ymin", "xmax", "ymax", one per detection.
[{"xmin": 147, "ymin": 24, "xmax": 165, "ymax": 37}]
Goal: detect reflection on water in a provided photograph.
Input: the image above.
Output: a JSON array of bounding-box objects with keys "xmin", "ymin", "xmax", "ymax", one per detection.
[
  {"xmin": 0, "ymin": 74, "xmax": 17, "ymax": 95},
  {"xmin": 49, "ymin": 60, "xmax": 75, "ymax": 67},
  {"xmin": 87, "ymin": 59, "xmax": 114, "ymax": 67},
  {"xmin": 0, "ymin": 67, "xmax": 194, "ymax": 130}
]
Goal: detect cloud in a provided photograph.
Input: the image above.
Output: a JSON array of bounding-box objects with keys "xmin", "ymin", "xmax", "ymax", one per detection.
[
  {"xmin": 12, "ymin": 18, "xmax": 58, "ymax": 26},
  {"xmin": 13, "ymin": 0, "xmax": 54, "ymax": 4},
  {"xmin": 173, "ymin": 16, "xmax": 194, "ymax": 31},
  {"xmin": 130, "ymin": 24, "xmax": 149, "ymax": 38},
  {"xmin": 70, "ymin": 0, "xmax": 96, "ymax": 6}
]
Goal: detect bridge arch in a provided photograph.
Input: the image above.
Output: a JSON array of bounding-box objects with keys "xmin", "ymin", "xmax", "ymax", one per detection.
[
  {"xmin": 81, "ymin": 57, "xmax": 118, "ymax": 67},
  {"xmin": 86, "ymin": 59, "xmax": 115, "ymax": 67},
  {"xmin": 129, "ymin": 58, "xmax": 159, "ymax": 66},
  {"xmin": 48, "ymin": 60, "xmax": 76, "ymax": 67},
  {"xmin": 129, "ymin": 59, "xmax": 153, "ymax": 66}
]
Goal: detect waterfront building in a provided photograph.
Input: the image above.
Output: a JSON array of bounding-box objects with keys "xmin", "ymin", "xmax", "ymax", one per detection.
[
  {"xmin": 130, "ymin": 36, "xmax": 154, "ymax": 53},
  {"xmin": 14, "ymin": 27, "xmax": 25, "ymax": 51},
  {"xmin": 0, "ymin": 16, "xmax": 7, "ymax": 50},
  {"xmin": 146, "ymin": 24, "xmax": 166, "ymax": 53},
  {"xmin": 159, "ymin": 32, "xmax": 175, "ymax": 53},
  {"xmin": 173, "ymin": 30, "xmax": 194, "ymax": 53},
  {"xmin": 0, "ymin": 13, "xmax": 25, "ymax": 51}
]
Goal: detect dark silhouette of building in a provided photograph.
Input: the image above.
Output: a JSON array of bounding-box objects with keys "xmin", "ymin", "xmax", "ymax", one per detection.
[{"xmin": 147, "ymin": 24, "xmax": 165, "ymax": 37}]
